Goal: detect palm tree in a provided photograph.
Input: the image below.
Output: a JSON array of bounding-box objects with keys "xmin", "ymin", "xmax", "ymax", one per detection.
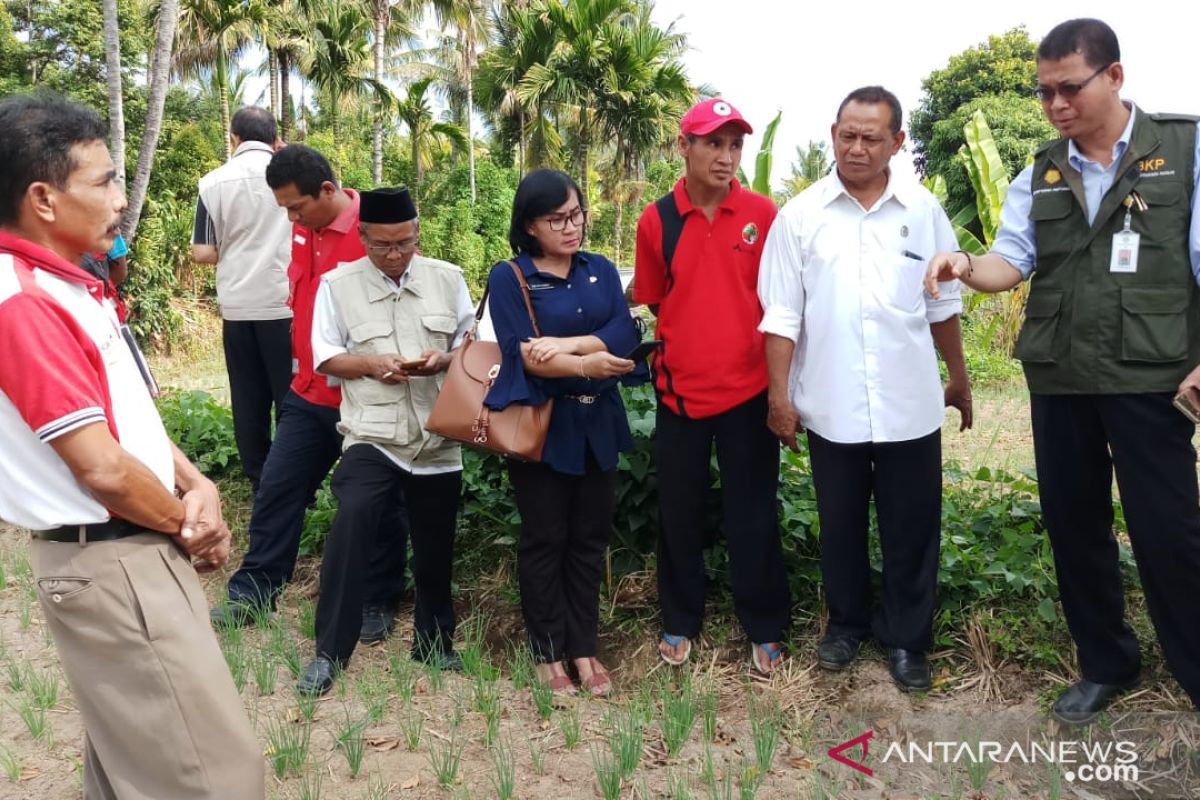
[
  {"xmin": 176, "ymin": 0, "xmax": 268, "ymax": 157},
  {"xmin": 517, "ymin": 0, "xmax": 636, "ymax": 207},
  {"xmin": 428, "ymin": 0, "xmax": 491, "ymax": 202},
  {"xmin": 261, "ymin": 0, "xmax": 312, "ymax": 140},
  {"xmin": 125, "ymin": 0, "xmax": 182, "ymax": 241},
  {"xmin": 594, "ymin": 3, "xmax": 692, "ymax": 261},
  {"xmin": 368, "ymin": 0, "xmax": 419, "ymax": 184},
  {"xmin": 395, "ymin": 77, "xmax": 468, "ymax": 195},
  {"xmin": 475, "ymin": 1, "xmax": 558, "ymax": 174},
  {"xmin": 782, "ymin": 141, "xmax": 830, "ymax": 198},
  {"xmin": 300, "ymin": 0, "xmax": 391, "ymax": 147}
]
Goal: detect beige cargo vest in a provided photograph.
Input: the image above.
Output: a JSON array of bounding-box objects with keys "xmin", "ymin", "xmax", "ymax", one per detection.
[{"xmin": 324, "ymin": 254, "xmax": 463, "ymax": 469}]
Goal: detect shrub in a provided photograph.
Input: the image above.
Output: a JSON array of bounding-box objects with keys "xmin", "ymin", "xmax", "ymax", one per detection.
[{"xmin": 156, "ymin": 390, "xmax": 239, "ymax": 478}]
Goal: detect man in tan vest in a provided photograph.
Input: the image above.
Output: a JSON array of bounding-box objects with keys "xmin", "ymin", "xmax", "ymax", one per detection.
[{"xmin": 299, "ymin": 187, "xmax": 475, "ymax": 695}]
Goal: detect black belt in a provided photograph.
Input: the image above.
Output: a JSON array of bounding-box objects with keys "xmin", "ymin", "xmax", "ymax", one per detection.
[
  {"xmin": 564, "ymin": 394, "xmax": 598, "ymax": 404},
  {"xmin": 33, "ymin": 519, "xmax": 154, "ymax": 543}
]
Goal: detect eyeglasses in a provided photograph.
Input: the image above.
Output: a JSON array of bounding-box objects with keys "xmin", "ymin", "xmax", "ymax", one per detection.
[
  {"xmin": 365, "ymin": 238, "xmax": 419, "ymax": 255},
  {"xmin": 541, "ymin": 207, "xmax": 587, "ymax": 231},
  {"xmin": 1035, "ymin": 64, "xmax": 1111, "ymax": 102}
]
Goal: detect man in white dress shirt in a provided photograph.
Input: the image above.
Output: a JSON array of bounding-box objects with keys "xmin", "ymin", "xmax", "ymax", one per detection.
[{"xmin": 758, "ymin": 86, "xmax": 971, "ymax": 691}]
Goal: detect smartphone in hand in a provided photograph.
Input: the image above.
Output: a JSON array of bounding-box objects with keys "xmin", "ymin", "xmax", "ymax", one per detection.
[
  {"xmin": 1173, "ymin": 392, "xmax": 1200, "ymax": 424},
  {"xmin": 624, "ymin": 340, "xmax": 663, "ymax": 361},
  {"xmin": 400, "ymin": 357, "xmax": 429, "ymax": 370}
]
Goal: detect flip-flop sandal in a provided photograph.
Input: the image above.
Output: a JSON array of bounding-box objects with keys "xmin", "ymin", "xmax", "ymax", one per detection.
[
  {"xmin": 750, "ymin": 642, "xmax": 783, "ymax": 676},
  {"xmin": 579, "ymin": 660, "xmax": 612, "ymax": 697},
  {"xmin": 660, "ymin": 633, "xmax": 691, "ymax": 666}
]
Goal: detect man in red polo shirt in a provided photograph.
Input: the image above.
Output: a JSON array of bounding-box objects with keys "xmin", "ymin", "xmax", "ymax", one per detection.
[
  {"xmin": 634, "ymin": 98, "xmax": 790, "ymax": 674},
  {"xmin": 213, "ymin": 145, "xmax": 408, "ymax": 643}
]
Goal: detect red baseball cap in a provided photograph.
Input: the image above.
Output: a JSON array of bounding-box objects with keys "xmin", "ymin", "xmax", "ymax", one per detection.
[{"xmin": 680, "ymin": 98, "xmax": 753, "ymax": 137}]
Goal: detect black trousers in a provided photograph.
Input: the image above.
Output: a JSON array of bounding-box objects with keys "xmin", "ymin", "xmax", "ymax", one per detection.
[
  {"xmin": 226, "ymin": 392, "xmax": 407, "ymax": 610},
  {"xmin": 1031, "ymin": 392, "xmax": 1200, "ymax": 706},
  {"xmin": 222, "ymin": 318, "xmax": 293, "ymax": 492},
  {"xmin": 655, "ymin": 391, "xmax": 790, "ymax": 643},
  {"xmin": 315, "ymin": 444, "xmax": 461, "ymax": 665},
  {"xmin": 807, "ymin": 429, "xmax": 942, "ymax": 652},
  {"xmin": 508, "ymin": 456, "xmax": 615, "ymax": 663}
]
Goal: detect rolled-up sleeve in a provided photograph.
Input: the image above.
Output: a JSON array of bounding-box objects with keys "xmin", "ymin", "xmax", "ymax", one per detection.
[
  {"xmin": 483, "ymin": 262, "xmax": 547, "ymax": 410},
  {"xmin": 925, "ymin": 204, "xmax": 964, "ymax": 323},
  {"xmin": 757, "ymin": 208, "xmax": 805, "ymax": 341},
  {"xmin": 990, "ymin": 165, "xmax": 1037, "ymax": 280}
]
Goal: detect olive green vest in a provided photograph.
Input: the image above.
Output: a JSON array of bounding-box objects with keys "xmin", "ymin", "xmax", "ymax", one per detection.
[
  {"xmin": 325, "ymin": 254, "xmax": 464, "ymax": 469},
  {"xmin": 1013, "ymin": 107, "xmax": 1199, "ymax": 394}
]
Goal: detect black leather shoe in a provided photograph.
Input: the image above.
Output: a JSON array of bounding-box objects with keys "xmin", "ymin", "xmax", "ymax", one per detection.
[
  {"xmin": 297, "ymin": 655, "xmax": 340, "ymax": 697},
  {"xmin": 888, "ymin": 648, "xmax": 931, "ymax": 692},
  {"xmin": 359, "ymin": 604, "xmax": 397, "ymax": 645},
  {"xmin": 817, "ymin": 636, "xmax": 862, "ymax": 671},
  {"xmin": 1052, "ymin": 679, "xmax": 1138, "ymax": 725},
  {"xmin": 209, "ymin": 600, "xmax": 258, "ymax": 629}
]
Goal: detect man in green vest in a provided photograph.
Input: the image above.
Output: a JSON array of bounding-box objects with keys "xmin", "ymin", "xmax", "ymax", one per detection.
[{"xmin": 927, "ymin": 18, "xmax": 1200, "ymax": 722}]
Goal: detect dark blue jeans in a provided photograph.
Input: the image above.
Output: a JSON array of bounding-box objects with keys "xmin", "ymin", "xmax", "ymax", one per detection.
[{"xmin": 225, "ymin": 391, "xmax": 408, "ymax": 609}]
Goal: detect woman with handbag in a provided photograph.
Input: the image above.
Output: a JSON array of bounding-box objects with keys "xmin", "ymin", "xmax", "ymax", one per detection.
[{"xmin": 485, "ymin": 169, "xmax": 644, "ymax": 696}]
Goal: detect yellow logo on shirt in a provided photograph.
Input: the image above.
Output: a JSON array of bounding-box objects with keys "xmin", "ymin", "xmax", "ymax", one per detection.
[
  {"xmin": 1044, "ymin": 168, "xmax": 1062, "ymax": 185},
  {"xmin": 1139, "ymin": 158, "xmax": 1166, "ymax": 172},
  {"xmin": 742, "ymin": 222, "xmax": 759, "ymax": 245}
]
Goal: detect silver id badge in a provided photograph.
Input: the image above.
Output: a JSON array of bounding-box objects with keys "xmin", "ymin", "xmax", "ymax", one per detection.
[{"xmin": 1110, "ymin": 230, "xmax": 1140, "ymax": 273}]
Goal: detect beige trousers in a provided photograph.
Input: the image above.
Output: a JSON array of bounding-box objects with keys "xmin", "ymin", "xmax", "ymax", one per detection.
[{"xmin": 31, "ymin": 533, "xmax": 263, "ymax": 800}]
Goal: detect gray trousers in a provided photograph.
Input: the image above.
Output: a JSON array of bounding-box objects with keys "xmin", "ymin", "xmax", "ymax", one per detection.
[{"xmin": 32, "ymin": 532, "xmax": 263, "ymax": 800}]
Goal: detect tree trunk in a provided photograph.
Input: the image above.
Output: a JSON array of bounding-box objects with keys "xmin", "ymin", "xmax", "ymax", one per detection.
[
  {"xmin": 579, "ymin": 110, "xmax": 590, "ymax": 217},
  {"xmin": 102, "ymin": 0, "xmax": 125, "ymax": 190},
  {"xmin": 217, "ymin": 44, "xmax": 232, "ymax": 159},
  {"xmin": 279, "ymin": 50, "xmax": 292, "ymax": 141},
  {"xmin": 123, "ymin": 0, "xmax": 180, "ymax": 243},
  {"xmin": 412, "ymin": 128, "xmax": 422, "ymax": 197},
  {"xmin": 517, "ymin": 107, "xmax": 526, "ymax": 177},
  {"xmin": 465, "ymin": 45, "xmax": 476, "ymax": 203},
  {"xmin": 268, "ymin": 50, "xmax": 280, "ymax": 124},
  {"xmin": 372, "ymin": 3, "xmax": 385, "ymax": 185}
]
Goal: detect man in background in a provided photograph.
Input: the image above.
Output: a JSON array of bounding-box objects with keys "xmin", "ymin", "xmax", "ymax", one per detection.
[{"xmin": 193, "ymin": 106, "xmax": 293, "ymax": 493}]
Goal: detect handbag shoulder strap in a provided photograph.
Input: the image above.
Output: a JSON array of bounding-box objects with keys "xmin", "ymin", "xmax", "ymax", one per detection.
[
  {"xmin": 471, "ymin": 260, "xmax": 543, "ymax": 337},
  {"xmin": 507, "ymin": 260, "xmax": 541, "ymax": 337}
]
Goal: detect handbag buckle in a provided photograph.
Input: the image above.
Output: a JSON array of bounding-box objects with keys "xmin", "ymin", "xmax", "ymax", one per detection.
[{"xmin": 487, "ymin": 364, "xmax": 501, "ymax": 380}]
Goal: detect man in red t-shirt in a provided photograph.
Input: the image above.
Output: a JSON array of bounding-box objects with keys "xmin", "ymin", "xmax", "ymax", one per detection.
[
  {"xmin": 634, "ymin": 98, "xmax": 790, "ymax": 675},
  {"xmin": 213, "ymin": 145, "xmax": 408, "ymax": 643}
]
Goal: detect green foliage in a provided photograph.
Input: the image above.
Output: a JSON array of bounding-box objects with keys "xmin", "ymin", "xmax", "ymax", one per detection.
[
  {"xmin": 419, "ymin": 161, "xmax": 519, "ymax": 293},
  {"xmin": 5, "ymin": 0, "xmax": 152, "ymax": 110},
  {"xmin": 910, "ymin": 27, "xmax": 1042, "ymax": 176},
  {"xmin": 147, "ymin": 123, "xmax": 222, "ymax": 205},
  {"xmin": 930, "ymin": 95, "xmax": 1054, "ymax": 227},
  {"xmin": 125, "ymin": 197, "xmax": 193, "ymax": 348},
  {"xmin": 156, "ymin": 391, "xmax": 240, "ymax": 478}
]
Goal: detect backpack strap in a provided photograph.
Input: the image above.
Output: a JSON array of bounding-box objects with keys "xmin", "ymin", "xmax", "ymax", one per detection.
[{"xmin": 655, "ymin": 191, "xmax": 685, "ymax": 293}]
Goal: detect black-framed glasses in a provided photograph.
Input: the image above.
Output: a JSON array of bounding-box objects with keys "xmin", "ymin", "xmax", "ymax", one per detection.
[
  {"xmin": 365, "ymin": 238, "xmax": 419, "ymax": 255},
  {"xmin": 542, "ymin": 207, "xmax": 587, "ymax": 231},
  {"xmin": 1035, "ymin": 64, "xmax": 1111, "ymax": 102}
]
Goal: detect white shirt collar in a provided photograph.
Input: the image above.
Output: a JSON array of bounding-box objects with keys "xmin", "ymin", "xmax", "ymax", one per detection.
[{"xmin": 820, "ymin": 168, "xmax": 915, "ymax": 211}]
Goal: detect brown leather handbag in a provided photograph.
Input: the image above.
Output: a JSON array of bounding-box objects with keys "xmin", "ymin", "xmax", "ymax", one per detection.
[{"xmin": 425, "ymin": 262, "xmax": 553, "ymax": 461}]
